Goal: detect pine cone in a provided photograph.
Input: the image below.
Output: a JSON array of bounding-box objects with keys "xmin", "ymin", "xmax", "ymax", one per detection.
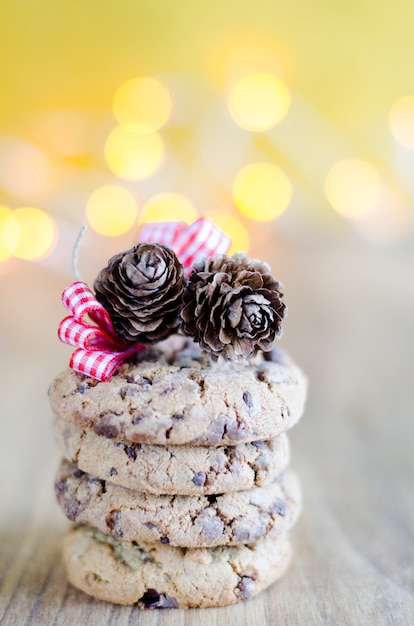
[
  {"xmin": 94, "ymin": 243, "xmax": 185, "ymax": 344},
  {"xmin": 181, "ymin": 253, "xmax": 286, "ymax": 359}
]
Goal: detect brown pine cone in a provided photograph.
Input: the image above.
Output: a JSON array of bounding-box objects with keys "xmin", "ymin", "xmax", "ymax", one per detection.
[
  {"xmin": 94, "ymin": 243, "xmax": 185, "ymax": 344},
  {"xmin": 181, "ymin": 253, "xmax": 286, "ymax": 359}
]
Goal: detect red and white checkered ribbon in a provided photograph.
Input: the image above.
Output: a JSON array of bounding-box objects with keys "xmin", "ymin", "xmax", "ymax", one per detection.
[
  {"xmin": 58, "ymin": 282, "xmax": 144, "ymax": 382},
  {"xmin": 58, "ymin": 218, "xmax": 231, "ymax": 381},
  {"xmin": 139, "ymin": 217, "xmax": 231, "ymax": 273}
]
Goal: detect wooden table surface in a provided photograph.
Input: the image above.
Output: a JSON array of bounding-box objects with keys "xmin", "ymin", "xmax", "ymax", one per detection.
[{"xmin": 1, "ymin": 231, "xmax": 413, "ymax": 625}]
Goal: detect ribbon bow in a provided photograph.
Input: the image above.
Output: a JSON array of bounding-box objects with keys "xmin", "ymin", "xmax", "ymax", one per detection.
[
  {"xmin": 58, "ymin": 282, "xmax": 143, "ymax": 382},
  {"xmin": 139, "ymin": 217, "xmax": 230, "ymax": 274},
  {"xmin": 58, "ymin": 217, "xmax": 231, "ymax": 381}
]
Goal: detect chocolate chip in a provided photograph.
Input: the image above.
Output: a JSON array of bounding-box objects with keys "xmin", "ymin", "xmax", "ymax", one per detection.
[
  {"xmin": 189, "ymin": 373, "xmax": 205, "ymax": 394},
  {"xmin": 242, "ymin": 391, "xmax": 253, "ymax": 409},
  {"xmin": 171, "ymin": 413, "xmax": 184, "ymax": 420},
  {"xmin": 93, "ymin": 423, "xmax": 119, "ymax": 439},
  {"xmin": 55, "ymin": 479, "xmax": 67, "ymax": 497},
  {"xmin": 145, "ymin": 522, "xmax": 157, "ymax": 530},
  {"xmin": 233, "ymin": 520, "xmax": 265, "ymax": 543},
  {"xmin": 74, "ymin": 381, "xmax": 90, "ymax": 394},
  {"xmin": 106, "ymin": 509, "xmax": 123, "ymax": 538},
  {"xmin": 224, "ymin": 418, "xmax": 247, "ymax": 442},
  {"xmin": 139, "ymin": 589, "xmax": 160, "ymax": 608},
  {"xmin": 270, "ymin": 498, "xmax": 287, "ymax": 517},
  {"xmin": 192, "ymin": 472, "xmax": 206, "ymax": 486},
  {"xmin": 236, "ymin": 576, "xmax": 254, "ymax": 600},
  {"xmin": 74, "ymin": 469, "xmax": 85, "ymax": 478},
  {"xmin": 161, "ymin": 386, "xmax": 175, "ymax": 396},
  {"xmin": 142, "ymin": 556, "xmax": 153, "ymax": 564},
  {"xmin": 119, "ymin": 386, "xmax": 139, "ymax": 399},
  {"xmin": 232, "ymin": 527, "xmax": 251, "ymax": 542},
  {"xmin": 256, "ymin": 370, "xmax": 267, "ymax": 383},
  {"xmin": 160, "ymin": 537, "xmax": 169, "ymax": 544},
  {"xmin": 263, "ymin": 348, "xmax": 284, "ymax": 364},
  {"xmin": 251, "ymin": 440, "xmax": 266, "ymax": 449},
  {"xmin": 203, "ymin": 413, "xmax": 246, "ymax": 444},
  {"xmin": 196, "ymin": 511, "xmax": 224, "ymax": 540},
  {"xmin": 109, "ymin": 467, "xmax": 118, "ymax": 476},
  {"xmin": 158, "ymin": 595, "xmax": 178, "ymax": 609},
  {"xmin": 65, "ymin": 500, "xmax": 81, "ymax": 521},
  {"xmin": 124, "ymin": 444, "xmax": 137, "ymax": 461}
]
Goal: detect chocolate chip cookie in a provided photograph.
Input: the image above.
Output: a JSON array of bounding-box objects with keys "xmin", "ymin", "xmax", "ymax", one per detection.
[
  {"xmin": 56, "ymin": 459, "xmax": 301, "ymax": 547},
  {"xmin": 49, "ymin": 341, "xmax": 307, "ymax": 446},
  {"xmin": 56, "ymin": 419, "xmax": 290, "ymax": 495},
  {"xmin": 63, "ymin": 524, "xmax": 291, "ymax": 607}
]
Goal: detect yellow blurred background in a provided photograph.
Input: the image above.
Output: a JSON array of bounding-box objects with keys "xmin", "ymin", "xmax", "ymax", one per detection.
[
  {"xmin": 1, "ymin": 7, "xmax": 414, "ymax": 620},
  {"xmin": 1, "ymin": 0, "xmax": 414, "ymax": 276}
]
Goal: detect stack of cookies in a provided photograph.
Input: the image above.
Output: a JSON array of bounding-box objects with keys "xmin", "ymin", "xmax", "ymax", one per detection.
[{"xmin": 50, "ymin": 337, "xmax": 307, "ymax": 608}]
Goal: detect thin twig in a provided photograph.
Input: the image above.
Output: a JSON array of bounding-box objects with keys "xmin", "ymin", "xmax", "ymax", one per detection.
[{"xmin": 72, "ymin": 224, "xmax": 87, "ymax": 281}]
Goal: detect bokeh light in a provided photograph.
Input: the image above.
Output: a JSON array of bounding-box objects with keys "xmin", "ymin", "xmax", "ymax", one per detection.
[
  {"xmin": 86, "ymin": 185, "xmax": 138, "ymax": 236},
  {"xmin": 389, "ymin": 95, "xmax": 414, "ymax": 149},
  {"xmin": 2, "ymin": 207, "xmax": 56, "ymax": 260},
  {"xmin": 233, "ymin": 162, "xmax": 292, "ymax": 221},
  {"xmin": 0, "ymin": 139, "xmax": 53, "ymax": 201},
  {"xmin": 31, "ymin": 109, "xmax": 91, "ymax": 157},
  {"xmin": 138, "ymin": 192, "xmax": 198, "ymax": 225},
  {"xmin": 113, "ymin": 77, "xmax": 172, "ymax": 133},
  {"xmin": 228, "ymin": 73, "xmax": 290, "ymax": 132},
  {"xmin": 104, "ymin": 126, "xmax": 165, "ymax": 180},
  {"xmin": 347, "ymin": 183, "xmax": 412, "ymax": 245},
  {"xmin": 208, "ymin": 35, "xmax": 287, "ymax": 88},
  {"xmin": 204, "ymin": 211, "xmax": 250, "ymax": 255},
  {"xmin": 0, "ymin": 206, "xmax": 14, "ymax": 262},
  {"xmin": 325, "ymin": 159, "xmax": 382, "ymax": 219}
]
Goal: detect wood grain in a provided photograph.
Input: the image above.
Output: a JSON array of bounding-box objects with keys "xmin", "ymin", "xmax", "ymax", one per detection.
[{"xmin": 1, "ymin": 234, "xmax": 414, "ymax": 625}]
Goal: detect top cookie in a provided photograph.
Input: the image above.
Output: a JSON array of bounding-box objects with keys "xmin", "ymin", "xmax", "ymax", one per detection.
[{"xmin": 49, "ymin": 338, "xmax": 307, "ymax": 446}]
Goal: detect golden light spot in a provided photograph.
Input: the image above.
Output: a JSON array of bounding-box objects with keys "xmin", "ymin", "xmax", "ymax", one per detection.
[
  {"xmin": 105, "ymin": 126, "xmax": 165, "ymax": 180},
  {"xmin": 233, "ymin": 163, "xmax": 292, "ymax": 221},
  {"xmin": 0, "ymin": 206, "xmax": 14, "ymax": 261},
  {"xmin": 86, "ymin": 185, "xmax": 138, "ymax": 236},
  {"xmin": 204, "ymin": 211, "xmax": 250, "ymax": 255},
  {"xmin": 139, "ymin": 193, "xmax": 198, "ymax": 225},
  {"xmin": 3, "ymin": 207, "xmax": 56, "ymax": 260},
  {"xmin": 113, "ymin": 77, "xmax": 172, "ymax": 133},
  {"xmin": 389, "ymin": 95, "xmax": 414, "ymax": 149},
  {"xmin": 31, "ymin": 109, "xmax": 91, "ymax": 157},
  {"xmin": 0, "ymin": 139, "xmax": 53, "ymax": 201},
  {"xmin": 207, "ymin": 34, "xmax": 287, "ymax": 89},
  {"xmin": 325, "ymin": 159, "xmax": 382, "ymax": 219},
  {"xmin": 228, "ymin": 73, "xmax": 290, "ymax": 132},
  {"xmin": 352, "ymin": 188, "xmax": 412, "ymax": 244}
]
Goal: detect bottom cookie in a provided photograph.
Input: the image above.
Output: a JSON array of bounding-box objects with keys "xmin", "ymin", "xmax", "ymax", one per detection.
[{"xmin": 63, "ymin": 524, "xmax": 291, "ymax": 608}]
